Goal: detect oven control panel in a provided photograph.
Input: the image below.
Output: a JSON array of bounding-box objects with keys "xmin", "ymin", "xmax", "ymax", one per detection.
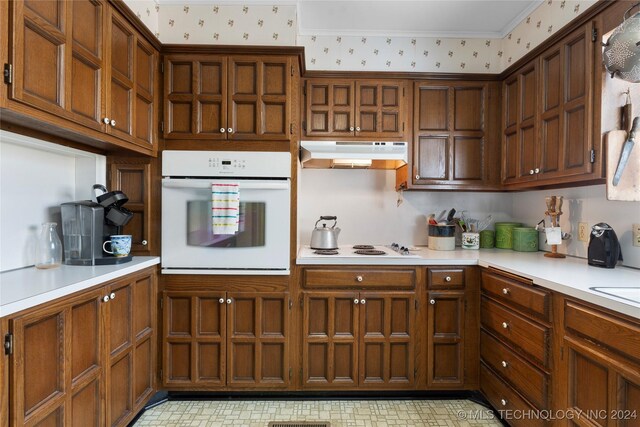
[
  {"xmin": 208, "ymin": 158, "xmax": 247, "ymax": 171},
  {"xmin": 162, "ymin": 150, "xmax": 291, "ymax": 178}
]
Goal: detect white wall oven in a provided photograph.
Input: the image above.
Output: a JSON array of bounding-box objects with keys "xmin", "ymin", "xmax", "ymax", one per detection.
[{"xmin": 161, "ymin": 151, "xmax": 291, "ymax": 275}]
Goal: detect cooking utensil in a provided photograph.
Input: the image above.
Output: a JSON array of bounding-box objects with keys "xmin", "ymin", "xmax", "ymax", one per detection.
[
  {"xmin": 477, "ymin": 215, "xmax": 492, "ymax": 232},
  {"xmin": 613, "ymin": 116, "xmax": 639, "ymax": 186},
  {"xmin": 310, "ymin": 216, "xmax": 341, "ymax": 250},
  {"xmin": 622, "ymin": 89, "xmax": 632, "ymax": 132},
  {"xmin": 446, "ymin": 208, "xmax": 456, "ymax": 223},
  {"xmin": 606, "ymin": 130, "xmax": 640, "ymax": 200}
]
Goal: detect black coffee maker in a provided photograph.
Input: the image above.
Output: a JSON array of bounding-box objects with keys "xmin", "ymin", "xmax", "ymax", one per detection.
[
  {"xmin": 588, "ymin": 223, "xmax": 623, "ymax": 268},
  {"xmin": 60, "ymin": 185, "xmax": 133, "ymax": 265}
]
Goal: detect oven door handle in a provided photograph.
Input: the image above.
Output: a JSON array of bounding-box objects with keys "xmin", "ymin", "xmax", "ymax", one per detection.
[{"xmin": 162, "ymin": 179, "xmax": 289, "ymax": 191}]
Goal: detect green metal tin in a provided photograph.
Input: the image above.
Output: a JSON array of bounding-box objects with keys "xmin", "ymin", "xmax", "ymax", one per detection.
[
  {"xmin": 512, "ymin": 227, "xmax": 539, "ymax": 252},
  {"xmin": 495, "ymin": 222, "xmax": 522, "ymax": 249},
  {"xmin": 479, "ymin": 230, "xmax": 495, "ymax": 248}
]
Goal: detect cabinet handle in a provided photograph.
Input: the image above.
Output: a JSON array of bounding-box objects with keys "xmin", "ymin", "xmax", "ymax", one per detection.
[
  {"xmin": 356, "ymin": 126, "xmax": 361, "ymax": 131},
  {"xmin": 429, "ymin": 299, "xmax": 436, "ymax": 305},
  {"xmin": 502, "ymin": 321, "xmax": 509, "ymax": 329},
  {"xmin": 141, "ymin": 240, "xmax": 148, "ymax": 246},
  {"xmin": 226, "ymin": 298, "xmax": 232, "ymax": 304},
  {"xmin": 349, "ymin": 126, "xmax": 354, "ymax": 131},
  {"xmin": 445, "ymin": 276, "xmax": 452, "ymax": 282},
  {"xmin": 103, "ymin": 117, "xmax": 110, "ymax": 124},
  {"xmin": 219, "ymin": 298, "xmax": 225, "ymax": 304},
  {"xmin": 110, "ymin": 292, "xmax": 116, "ymax": 300},
  {"xmin": 360, "ymin": 299, "xmax": 366, "ymax": 305},
  {"xmin": 415, "ymin": 174, "xmax": 420, "ymax": 180},
  {"xmin": 501, "ymin": 360, "xmax": 508, "ymax": 368},
  {"xmin": 535, "ymin": 168, "xmax": 540, "ymax": 174},
  {"xmin": 500, "ymin": 399, "xmax": 508, "ymax": 406},
  {"xmin": 354, "ymin": 298, "xmax": 359, "ymax": 304},
  {"xmin": 103, "ymin": 295, "xmax": 110, "ymax": 303},
  {"xmin": 110, "ymin": 119, "xmax": 116, "ymax": 127},
  {"xmin": 227, "ymin": 128, "xmax": 233, "ymax": 133},
  {"xmin": 502, "ymin": 288, "xmax": 509, "ymax": 295},
  {"xmin": 220, "ymin": 128, "xmax": 226, "ymax": 133},
  {"xmin": 529, "ymin": 169, "xmax": 535, "ymax": 175},
  {"xmin": 356, "ymin": 275, "xmax": 363, "ymax": 282}
]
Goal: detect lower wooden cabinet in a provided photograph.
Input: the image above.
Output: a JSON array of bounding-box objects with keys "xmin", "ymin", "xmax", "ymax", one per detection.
[
  {"xmin": 426, "ymin": 267, "xmax": 479, "ymax": 389},
  {"xmin": 302, "ymin": 291, "xmax": 415, "ymax": 389},
  {"xmin": 4, "ymin": 267, "xmax": 156, "ymax": 427},
  {"xmin": 561, "ymin": 299, "xmax": 640, "ymax": 427},
  {"xmin": 162, "ymin": 291, "xmax": 290, "ymax": 389}
]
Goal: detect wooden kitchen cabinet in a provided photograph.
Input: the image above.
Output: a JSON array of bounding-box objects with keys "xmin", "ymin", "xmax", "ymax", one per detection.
[
  {"xmin": 304, "ymin": 78, "xmax": 406, "ymax": 139},
  {"xmin": 109, "ymin": 157, "xmax": 154, "ymax": 256},
  {"xmin": 426, "ymin": 267, "xmax": 479, "ymax": 389},
  {"xmin": 302, "ymin": 291, "xmax": 415, "ymax": 389},
  {"xmin": 561, "ymin": 299, "xmax": 640, "ymax": 427},
  {"xmin": 164, "ymin": 54, "xmax": 292, "ymax": 141},
  {"xmin": 502, "ymin": 22, "xmax": 598, "ymax": 188},
  {"xmin": 480, "ymin": 269, "xmax": 552, "ymax": 416},
  {"xmin": 4, "ymin": 0, "xmax": 159, "ymax": 156},
  {"xmin": 411, "ymin": 81, "xmax": 501, "ymax": 189},
  {"xmin": 4, "ymin": 267, "xmax": 156, "ymax": 427},
  {"xmin": 162, "ymin": 291, "xmax": 290, "ymax": 389}
]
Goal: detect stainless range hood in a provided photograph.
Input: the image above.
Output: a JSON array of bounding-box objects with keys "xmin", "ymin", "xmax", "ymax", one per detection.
[{"xmin": 300, "ymin": 141, "xmax": 408, "ymax": 170}]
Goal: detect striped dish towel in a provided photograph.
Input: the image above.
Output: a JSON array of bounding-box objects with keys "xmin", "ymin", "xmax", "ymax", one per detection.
[{"xmin": 211, "ymin": 183, "xmax": 240, "ymax": 235}]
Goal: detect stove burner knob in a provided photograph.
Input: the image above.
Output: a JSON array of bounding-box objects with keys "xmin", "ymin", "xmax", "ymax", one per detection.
[
  {"xmin": 401, "ymin": 249, "xmax": 409, "ymax": 255},
  {"xmin": 391, "ymin": 243, "xmax": 399, "ymax": 249}
]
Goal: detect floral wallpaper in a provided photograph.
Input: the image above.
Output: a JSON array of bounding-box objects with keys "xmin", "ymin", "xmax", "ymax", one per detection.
[
  {"xmin": 123, "ymin": 0, "xmax": 159, "ymax": 36},
  {"xmin": 123, "ymin": 0, "xmax": 597, "ymax": 73}
]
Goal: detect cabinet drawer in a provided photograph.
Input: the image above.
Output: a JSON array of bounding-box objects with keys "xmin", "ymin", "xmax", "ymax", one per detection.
[
  {"xmin": 481, "ymin": 270, "xmax": 550, "ymax": 321},
  {"xmin": 481, "ymin": 330, "xmax": 548, "ymax": 409},
  {"xmin": 564, "ymin": 300, "xmax": 640, "ymax": 364},
  {"xmin": 302, "ymin": 269, "xmax": 415, "ymax": 289},
  {"xmin": 481, "ymin": 297, "xmax": 550, "ymax": 368},
  {"xmin": 480, "ymin": 363, "xmax": 544, "ymax": 427},
  {"xmin": 428, "ymin": 269, "xmax": 465, "ymax": 289}
]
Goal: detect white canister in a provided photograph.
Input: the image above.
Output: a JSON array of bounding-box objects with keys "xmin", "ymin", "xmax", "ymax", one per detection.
[{"xmin": 428, "ymin": 224, "xmax": 456, "ymax": 251}]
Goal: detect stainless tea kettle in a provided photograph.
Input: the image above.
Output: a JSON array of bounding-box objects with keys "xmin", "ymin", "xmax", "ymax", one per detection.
[{"xmin": 310, "ymin": 216, "xmax": 341, "ymax": 249}]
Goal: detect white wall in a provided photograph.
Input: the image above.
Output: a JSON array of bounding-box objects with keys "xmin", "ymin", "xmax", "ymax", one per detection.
[
  {"xmin": 0, "ymin": 132, "xmax": 106, "ymax": 272},
  {"xmin": 512, "ymin": 185, "xmax": 640, "ymax": 269},
  {"xmin": 298, "ymin": 169, "xmax": 513, "ymax": 246}
]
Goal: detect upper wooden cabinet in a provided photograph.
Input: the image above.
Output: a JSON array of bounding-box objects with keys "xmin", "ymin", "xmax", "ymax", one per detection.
[
  {"xmin": 5, "ymin": 0, "xmax": 159, "ymax": 155},
  {"xmin": 411, "ymin": 81, "xmax": 501, "ymax": 189},
  {"xmin": 304, "ymin": 79, "xmax": 406, "ymax": 139},
  {"xmin": 502, "ymin": 22, "xmax": 599, "ymax": 188},
  {"xmin": 163, "ymin": 55, "xmax": 293, "ymax": 141}
]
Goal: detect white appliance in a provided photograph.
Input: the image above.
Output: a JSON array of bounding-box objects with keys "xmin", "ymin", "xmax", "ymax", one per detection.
[
  {"xmin": 300, "ymin": 141, "xmax": 408, "ymax": 169},
  {"xmin": 162, "ymin": 151, "xmax": 291, "ymax": 275}
]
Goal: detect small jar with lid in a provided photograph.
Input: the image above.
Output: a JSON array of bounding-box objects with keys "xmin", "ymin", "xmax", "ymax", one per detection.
[{"xmin": 512, "ymin": 227, "xmax": 539, "ymax": 252}]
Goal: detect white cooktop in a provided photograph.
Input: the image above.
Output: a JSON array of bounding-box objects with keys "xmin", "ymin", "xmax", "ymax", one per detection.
[{"xmin": 298, "ymin": 245, "xmax": 422, "ymax": 259}]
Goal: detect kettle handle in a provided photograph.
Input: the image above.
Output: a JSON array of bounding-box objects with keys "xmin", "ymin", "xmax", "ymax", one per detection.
[{"xmin": 315, "ymin": 216, "xmax": 338, "ymax": 228}]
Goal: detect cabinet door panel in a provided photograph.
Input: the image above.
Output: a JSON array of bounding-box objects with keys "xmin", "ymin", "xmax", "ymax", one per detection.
[
  {"xmin": 453, "ymin": 137, "xmax": 483, "ymax": 181},
  {"xmin": 303, "ymin": 292, "xmax": 358, "ymax": 387},
  {"xmin": 416, "ymin": 136, "xmax": 448, "ymax": 181},
  {"xmin": 418, "ymin": 87, "xmax": 448, "ymax": 131},
  {"xmin": 163, "ymin": 292, "xmax": 226, "ymax": 387},
  {"xmin": 108, "ymin": 283, "xmax": 133, "ymax": 356},
  {"xmin": 227, "ymin": 293, "xmax": 289, "ymax": 388},
  {"xmin": 428, "ymin": 292, "xmax": 464, "ymax": 387},
  {"xmin": 108, "ymin": 353, "xmax": 133, "ymax": 427},
  {"xmin": 134, "ymin": 39, "xmax": 156, "ymax": 148},
  {"xmin": 12, "ymin": 1, "xmax": 66, "ymax": 112},
  {"xmin": 360, "ymin": 293, "xmax": 414, "ymax": 388},
  {"xmin": 71, "ymin": 380, "xmax": 100, "ymax": 427},
  {"xmin": 454, "ymin": 88, "xmax": 483, "ymax": 131},
  {"xmin": 356, "ymin": 82, "xmax": 404, "ymax": 138},
  {"xmin": 566, "ymin": 345, "xmax": 609, "ymax": 427},
  {"xmin": 305, "ymin": 80, "xmax": 354, "ymax": 136}
]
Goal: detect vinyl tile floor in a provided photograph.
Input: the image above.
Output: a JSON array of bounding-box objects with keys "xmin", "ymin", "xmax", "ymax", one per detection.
[{"xmin": 133, "ymin": 399, "xmax": 504, "ymax": 426}]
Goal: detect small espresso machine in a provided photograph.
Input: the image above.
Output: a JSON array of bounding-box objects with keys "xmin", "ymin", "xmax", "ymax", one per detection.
[{"xmin": 60, "ymin": 185, "xmax": 133, "ymax": 265}]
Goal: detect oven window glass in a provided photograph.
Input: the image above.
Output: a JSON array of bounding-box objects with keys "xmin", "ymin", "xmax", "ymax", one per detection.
[{"xmin": 186, "ymin": 201, "xmax": 266, "ymax": 247}]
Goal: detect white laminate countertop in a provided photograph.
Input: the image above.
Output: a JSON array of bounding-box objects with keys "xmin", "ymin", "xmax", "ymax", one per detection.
[
  {"xmin": 297, "ymin": 247, "xmax": 640, "ymax": 320},
  {"xmin": 0, "ymin": 257, "xmax": 160, "ymax": 317}
]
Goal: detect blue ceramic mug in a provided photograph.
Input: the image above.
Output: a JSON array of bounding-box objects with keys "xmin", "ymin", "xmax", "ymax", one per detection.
[{"xmin": 103, "ymin": 235, "xmax": 132, "ymax": 257}]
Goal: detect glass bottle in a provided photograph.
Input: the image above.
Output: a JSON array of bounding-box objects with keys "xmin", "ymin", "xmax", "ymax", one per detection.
[{"xmin": 35, "ymin": 222, "xmax": 63, "ymax": 269}]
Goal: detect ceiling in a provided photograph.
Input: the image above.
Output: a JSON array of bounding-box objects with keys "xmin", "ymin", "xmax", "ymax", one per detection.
[{"xmin": 158, "ymin": 0, "xmax": 543, "ymax": 39}]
